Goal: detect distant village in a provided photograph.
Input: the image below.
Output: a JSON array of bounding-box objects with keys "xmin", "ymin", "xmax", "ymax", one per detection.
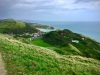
[
  {"xmin": 8, "ymin": 31, "xmax": 45, "ymax": 40},
  {"xmin": 29, "ymin": 31, "xmax": 44, "ymax": 40}
]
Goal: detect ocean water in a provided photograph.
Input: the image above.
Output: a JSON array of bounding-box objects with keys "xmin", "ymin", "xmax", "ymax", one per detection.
[{"xmin": 28, "ymin": 21, "xmax": 100, "ymax": 42}]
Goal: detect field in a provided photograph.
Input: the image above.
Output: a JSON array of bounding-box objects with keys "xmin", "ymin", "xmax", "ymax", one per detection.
[{"xmin": 29, "ymin": 39, "xmax": 52, "ymax": 47}]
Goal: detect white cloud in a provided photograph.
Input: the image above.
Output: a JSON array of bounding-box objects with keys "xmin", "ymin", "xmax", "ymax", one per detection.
[
  {"xmin": 13, "ymin": 3, "xmax": 37, "ymax": 8},
  {"xmin": 1, "ymin": 0, "xmax": 100, "ymax": 15},
  {"xmin": 75, "ymin": 0, "xmax": 100, "ymax": 3},
  {"xmin": 89, "ymin": 1, "xmax": 100, "ymax": 9}
]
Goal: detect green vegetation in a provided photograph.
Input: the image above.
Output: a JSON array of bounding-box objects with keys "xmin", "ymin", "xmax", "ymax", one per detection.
[
  {"xmin": 26, "ymin": 23, "xmax": 54, "ymax": 29},
  {"xmin": 0, "ymin": 18, "xmax": 38, "ymax": 34},
  {"xmin": 0, "ymin": 18, "xmax": 53, "ymax": 35},
  {"xmin": 43, "ymin": 29, "xmax": 84, "ymax": 46},
  {"xmin": 0, "ymin": 34, "xmax": 100, "ymax": 75},
  {"xmin": 28, "ymin": 39, "xmax": 52, "ymax": 47},
  {"xmin": 43, "ymin": 29, "xmax": 100, "ymax": 60},
  {"xmin": 0, "ymin": 18, "xmax": 25, "ymax": 29}
]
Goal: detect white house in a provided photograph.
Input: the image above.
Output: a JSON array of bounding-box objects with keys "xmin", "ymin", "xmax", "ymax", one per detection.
[
  {"xmin": 72, "ymin": 40, "xmax": 79, "ymax": 43},
  {"xmin": 82, "ymin": 38, "xmax": 85, "ymax": 40}
]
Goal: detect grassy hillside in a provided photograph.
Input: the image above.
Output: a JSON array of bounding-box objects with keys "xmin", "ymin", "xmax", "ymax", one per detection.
[
  {"xmin": 0, "ymin": 18, "xmax": 25, "ymax": 29},
  {"xmin": 42, "ymin": 29, "xmax": 100, "ymax": 60},
  {"xmin": 26, "ymin": 23, "xmax": 54, "ymax": 29},
  {"xmin": 0, "ymin": 18, "xmax": 39, "ymax": 34},
  {"xmin": 0, "ymin": 34, "xmax": 100, "ymax": 75}
]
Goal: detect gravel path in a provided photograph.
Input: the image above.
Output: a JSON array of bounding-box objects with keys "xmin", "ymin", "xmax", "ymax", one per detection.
[{"xmin": 0, "ymin": 54, "xmax": 6, "ymax": 75}]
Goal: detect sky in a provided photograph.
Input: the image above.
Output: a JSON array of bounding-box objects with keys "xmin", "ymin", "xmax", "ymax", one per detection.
[{"xmin": 0, "ymin": 0, "xmax": 100, "ymax": 21}]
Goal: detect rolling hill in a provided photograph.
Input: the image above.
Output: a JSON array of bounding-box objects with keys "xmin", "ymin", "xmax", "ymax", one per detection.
[
  {"xmin": 42, "ymin": 29, "xmax": 100, "ymax": 60},
  {"xmin": 0, "ymin": 18, "xmax": 26, "ymax": 29},
  {"xmin": 0, "ymin": 18, "xmax": 38, "ymax": 34}
]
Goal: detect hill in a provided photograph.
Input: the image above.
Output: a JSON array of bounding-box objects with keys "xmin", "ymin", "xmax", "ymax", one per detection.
[
  {"xmin": 0, "ymin": 18, "xmax": 54, "ymax": 35},
  {"xmin": 0, "ymin": 33, "xmax": 100, "ymax": 75},
  {"xmin": 42, "ymin": 29, "xmax": 100, "ymax": 60},
  {"xmin": 0, "ymin": 18, "xmax": 26, "ymax": 29},
  {"xmin": 0, "ymin": 18, "xmax": 38, "ymax": 34},
  {"xmin": 26, "ymin": 22, "xmax": 54, "ymax": 29}
]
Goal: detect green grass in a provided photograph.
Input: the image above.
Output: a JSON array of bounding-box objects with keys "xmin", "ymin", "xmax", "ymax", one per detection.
[
  {"xmin": 0, "ymin": 34, "xmax": 100, "ymax": 75},
  {"xmin": 25, "ymin": 38, "xmax": 100, "ymax": 60},
  {"xmin": 27, "ymin": 39, "xmax": 80, "ymax": 55},
  {"xmin": 0, "ymin": 28, "xmax": 5, "ymax": 33},
  {"xmin": 28, "ymin": 39, "xmax": 52, "ymax": 47}
]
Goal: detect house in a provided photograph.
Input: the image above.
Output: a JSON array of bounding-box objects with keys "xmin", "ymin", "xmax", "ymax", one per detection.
[
  {"xmin": 30, "ymin": 36, "xmax": 42, "ymax": 40},
  {"xmin": 34, "ymin": 33, "xmax": 39, "ymax": 37},
  {"xmin": 72, "ymin": 40, "xmax": 79, "ymax": 43},
  {"xmin": 82, "ymin": 38, "xmax": 85, "ymax": 40}
]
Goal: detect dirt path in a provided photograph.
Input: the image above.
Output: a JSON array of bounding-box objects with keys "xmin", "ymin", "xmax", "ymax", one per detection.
[{"xmin": 0, "ymin": 54, "xmax": 6, "ymax": 75}]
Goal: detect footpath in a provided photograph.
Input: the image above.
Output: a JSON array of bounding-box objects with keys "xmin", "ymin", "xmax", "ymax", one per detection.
[{"xmin": 0, "ymin": 54, "xmax": 6, "ymax": 75}]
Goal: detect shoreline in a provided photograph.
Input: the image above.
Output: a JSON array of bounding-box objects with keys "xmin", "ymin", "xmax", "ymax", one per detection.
[{"xmin": 38, "ymin": 28, "xmax": 55, "ymax": 32}]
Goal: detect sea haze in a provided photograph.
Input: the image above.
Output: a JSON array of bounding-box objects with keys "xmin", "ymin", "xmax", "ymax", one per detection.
[{"xmin": 25, "ymin": 20, "xmax": 100, "ymax": 42}]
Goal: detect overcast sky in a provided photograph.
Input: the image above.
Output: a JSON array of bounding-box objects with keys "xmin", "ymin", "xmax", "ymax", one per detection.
[{"xmin": 0, "ymin": 0, "xmax": 100, "ymax": 21}]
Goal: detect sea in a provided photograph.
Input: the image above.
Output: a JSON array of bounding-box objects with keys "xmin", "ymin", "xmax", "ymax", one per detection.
[{"xmin": 25, "ymin": 20, "xmax": 100, "ymax": 42}]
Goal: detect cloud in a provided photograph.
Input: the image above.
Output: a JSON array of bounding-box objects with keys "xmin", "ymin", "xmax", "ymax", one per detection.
[
  {"xmin": 75, "ymin": 0, "xmax": 100, "ymax": 3},
  {"xmin": 0, "ymin": 0, "xmax": 100, "ymax": 19},
  {"xmin": 75, "ymin": 0, "xmax": 100, "ymax": 9},
  {"xmin": 1, "ymin": 0, "xmax": 99, "ymax": 12}
]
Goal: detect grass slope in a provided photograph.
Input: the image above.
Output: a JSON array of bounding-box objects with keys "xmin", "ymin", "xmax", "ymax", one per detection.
[
  {"xmin": 0, "ymin": 18, "xmax": 39, "ymax": 34},
  {"xmin": 0, "ymin": 34, "xmax": 100, "ymax": 75},
  {"xmin": 0, "ymin": 18, "xmax": 25, "ymax": 29},
  {"xmin": 28, "ymin": 39, "xmax": 52, "ymax": 47},
  {"xmin": 42, "ymin": 30, "xmax": 100, "ymax": 60}
]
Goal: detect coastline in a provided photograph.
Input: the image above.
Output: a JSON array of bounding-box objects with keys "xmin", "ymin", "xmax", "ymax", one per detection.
[
  {"xmin": 38, "ymin": 28, "xmax": 55, "ymax": 32},
  {"xmin": 35, "ymin": 21, "xmax": 100, "ymax": 42}
]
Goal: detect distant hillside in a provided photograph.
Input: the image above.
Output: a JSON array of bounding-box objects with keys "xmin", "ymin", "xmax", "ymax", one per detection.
[
  {"xmin": 43, "ymin": 29, "xmax": 100, "ymax": 60},
  {"xmin": 26, "ymin": 22, "xmax": 54, "ymax": 29},
  {"xmin": 0, "ymin": 18, "xmax": 26, "ymax": 29},
  {"xmin": 0, "ymin": 18, "xmax": 53, "ymax": 34},
  {"xmin": 0, "ymin": 34, "xmax": 100, "ymax": 75},
  {"xmin": 0, "ymin": 18, "xmax": 38, "ymax": 34}
]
